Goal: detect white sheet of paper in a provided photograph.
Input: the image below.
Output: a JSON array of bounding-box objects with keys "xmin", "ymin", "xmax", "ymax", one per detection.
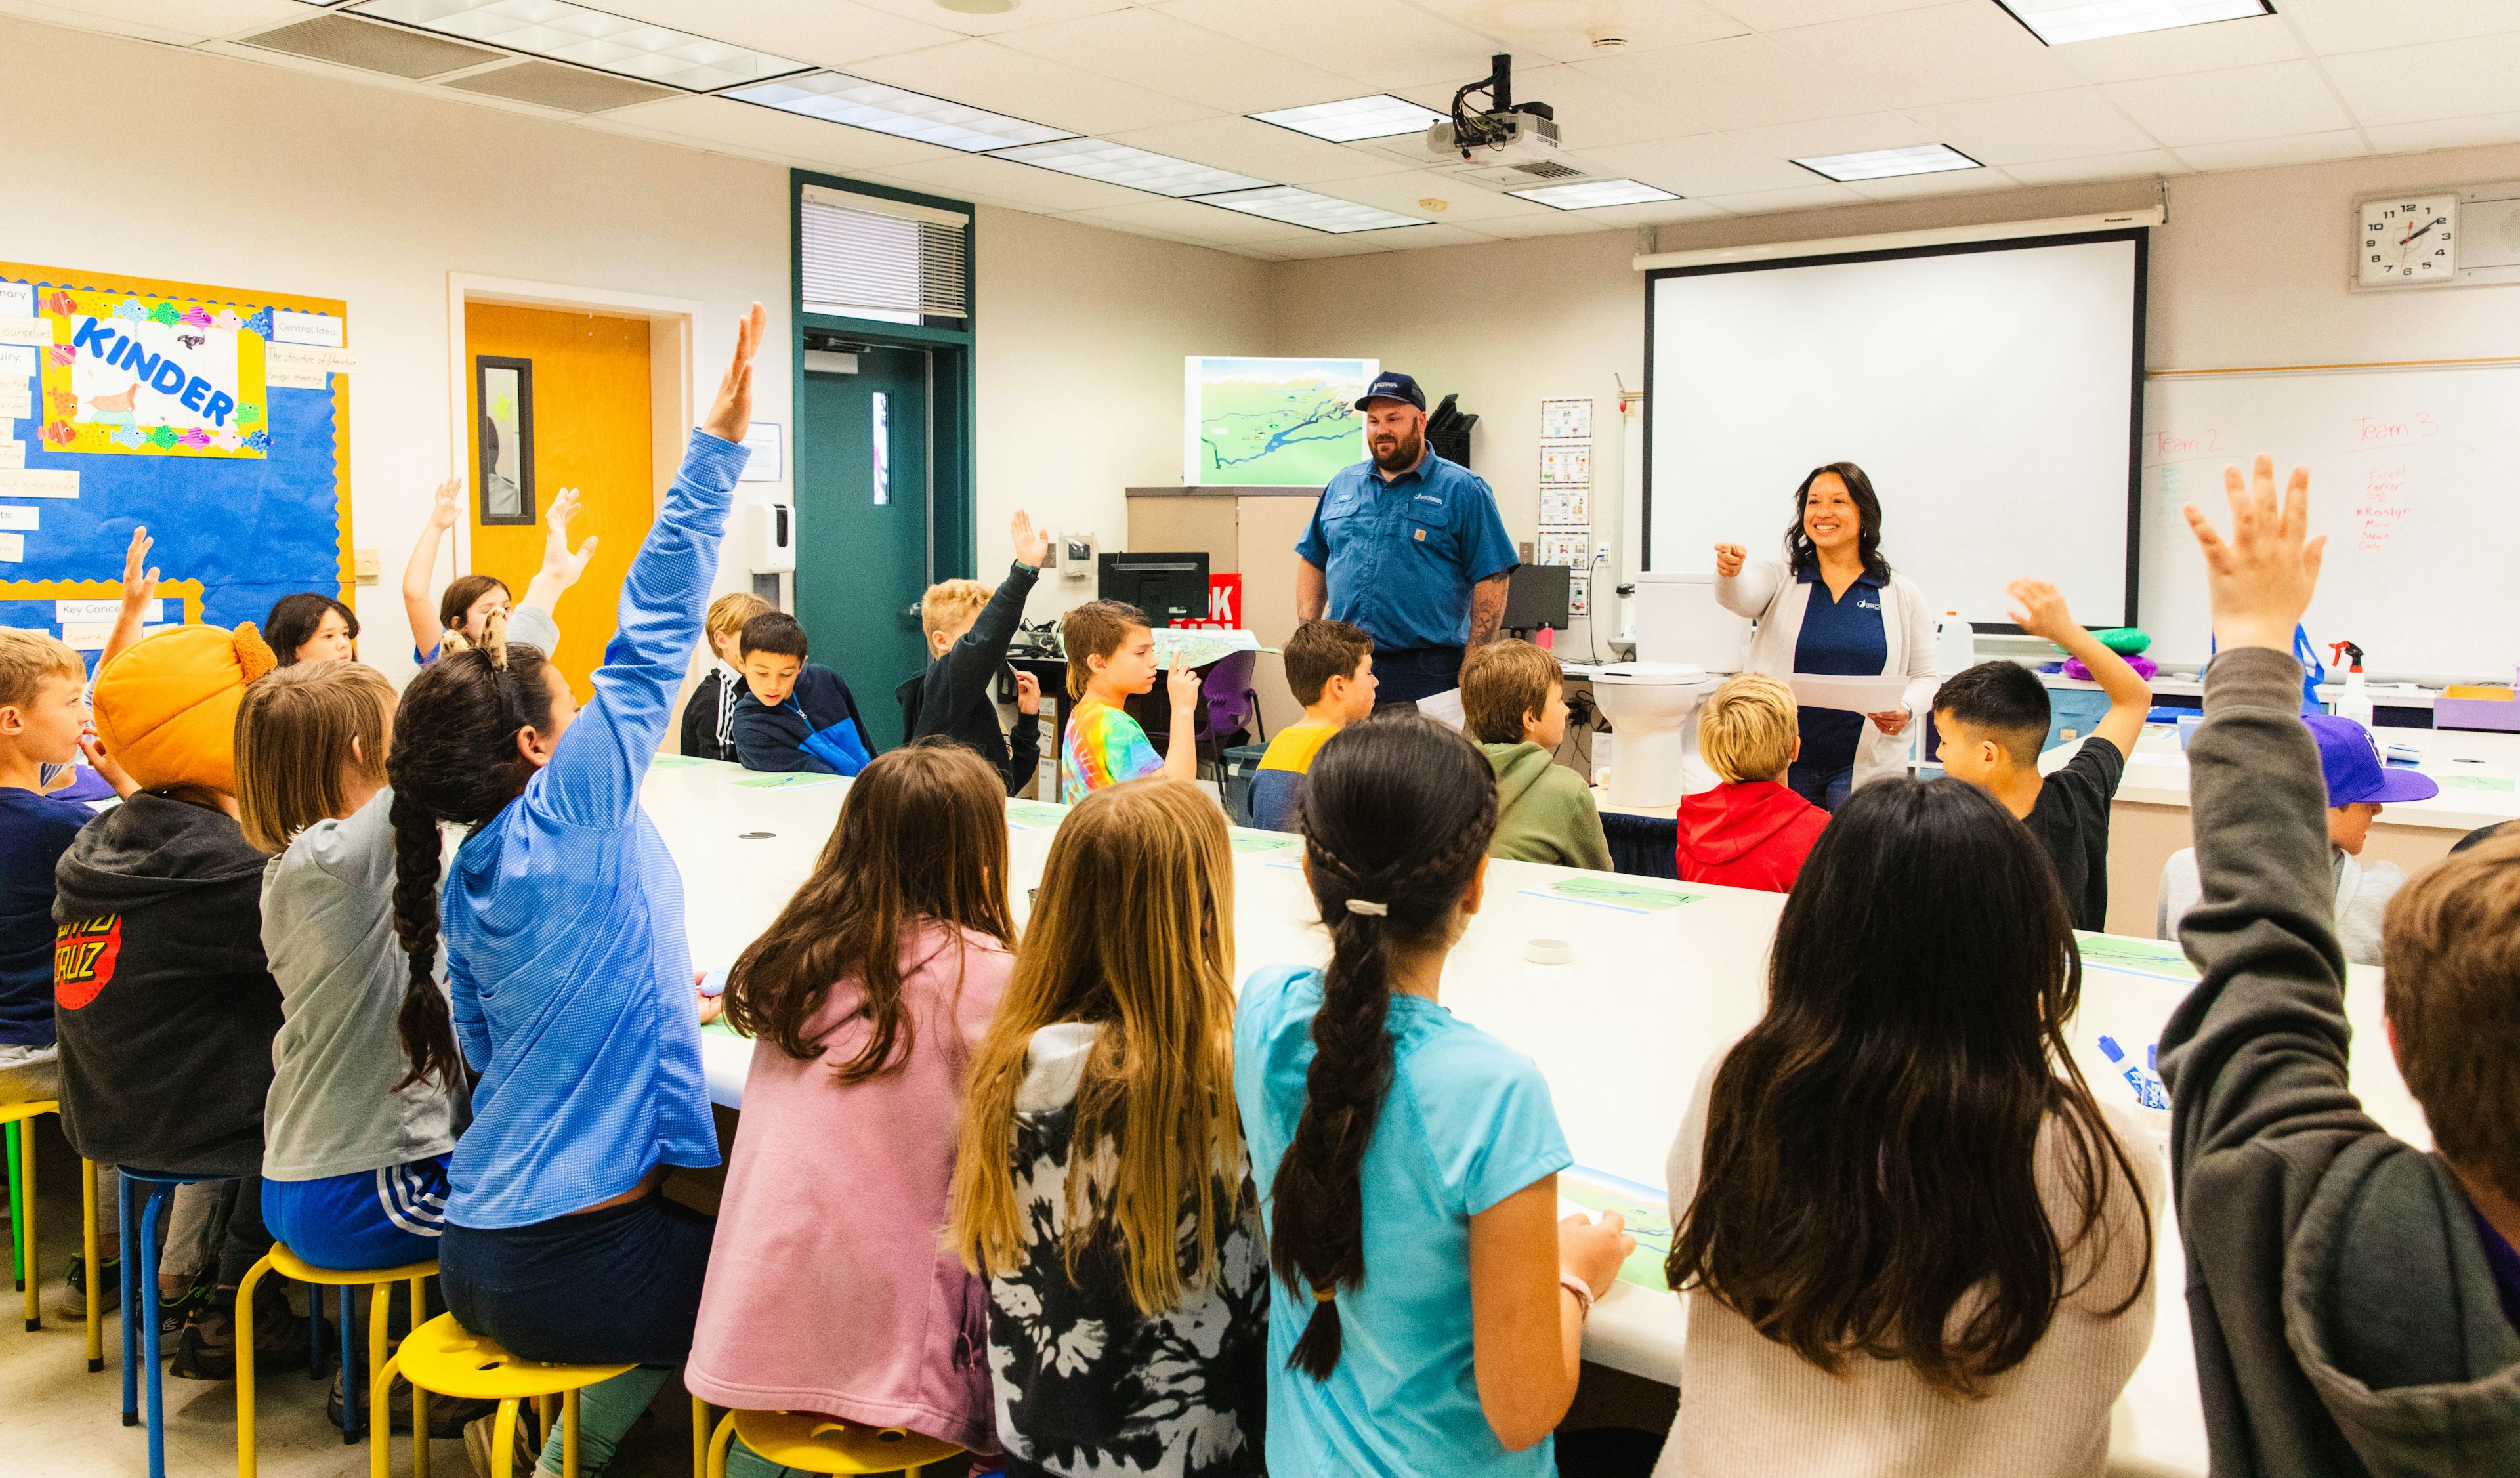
[
  {"xmin": 62, "ymin": 621, "xmax": 169, "ymax": 651},
  {"xmin": 56, "ymin": 598, "xmax": 163, "ymax": 623},
  {"xmin": 0, "ymin": 388, "xmax": 30, "ymax": 418},
  {"xmin": 0, "ymin": 283, "xmax": 31, "ymax": 317},
  {"xmin": 1415, "ymin": 686, "xmax": 1467, "ymax": 731},
  {"xmin": 0, "ymin": 316, "xmax": 54, "ymax": 347},
  {"xmin": 0, "ymin": 469, "xmax": 75, "ymax": 499},
  {"xmin": 269, "ymin": 309, "xmax": 344, "ymax": 348},
  {"xmin": 0, "ymin": 532, "xmax": 22, "ymax": 562},
  {"xmin": 1789, "ymin": 673, "xmax": 1912, "ymax": 713},
  {"xmin": 0, "ymin": 345, "xmax": 33, "ymax": 377},
  {"xmin": 0, "ymin": 505, "xmax": 35, "ymax": 530},
  {"xmin": 0, "ymin": 442, "xmax": 22, "ymax": 471}
]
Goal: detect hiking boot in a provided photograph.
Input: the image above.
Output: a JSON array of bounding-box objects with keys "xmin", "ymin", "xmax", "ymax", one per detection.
[
  {"xmin": 169, "ymin": 1278, "xmax": 321, "ymax": 1380},
  {"xmin": 54, "ymin": 1252, "xmax": 121, "ymax": 1319},
  {"xmin": 465, "ymin": 1410, "xmax": 549, "ymax": 1478},
  {"xmin": 329, "ymin": 1369, "xmax": 495, "ymax": 1438}
]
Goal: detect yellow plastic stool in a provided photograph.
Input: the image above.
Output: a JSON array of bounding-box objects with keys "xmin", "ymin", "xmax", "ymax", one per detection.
[
  {"xmin": 377, "ymin": 1313, "xmax": 631, "ymax": 1478},
  {"xmin": 236, "ymin": 1244, "xmax": 439, "ymax": 1478},
  {"xmin": 704, "ymin": 1408, "xmax": 965, "ymax": 1477},
  {"xmin": 0, "ymin": 1099, "xmax": 102, "ymax": 1368}
]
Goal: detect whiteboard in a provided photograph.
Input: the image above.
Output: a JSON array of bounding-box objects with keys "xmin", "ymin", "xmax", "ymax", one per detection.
[
  {"xmin": 2139, "ymin": 364, "xmax": 2520, "ymax": 684},
  {"xmin": 1645, "ymin": 234, "xmax": 2141, "ymax": 628}
]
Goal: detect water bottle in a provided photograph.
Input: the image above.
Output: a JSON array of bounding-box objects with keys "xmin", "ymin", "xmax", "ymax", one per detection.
[{"xmin": 1935, "ymin": 611, "xmax": 1975, "ymax": 675}]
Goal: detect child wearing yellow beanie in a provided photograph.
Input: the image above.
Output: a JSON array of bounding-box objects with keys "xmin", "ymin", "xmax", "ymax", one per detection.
[{"xmin": 54, "ymin": 620, "xmax": 308, "ymax": 1380}]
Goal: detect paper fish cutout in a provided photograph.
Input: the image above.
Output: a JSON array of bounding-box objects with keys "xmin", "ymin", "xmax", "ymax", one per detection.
[
  {"xmin": 147, "ymin": 301, "xmax": 180, "ymax": 326},
  {"xmin": 213, "ymin": 308, "xmax": 241, "ymax": 330},
  {"xmin": 113, "ymin": 299, "xmax": 148, "ymax": 322},
  {"xmin": 176, "ymin": 427, "xmax": 211, "ymax": 448},
  {"xmin": 39, "ymin": 421, "xmax": 76, "ymax": 448},
  {"xmin": 242, "ymin": 308, "xmax": 274, "ymax": 339},
  {"xmin": 146, "ymin": 425, "xmax": 177, "ymax": 448},
  {"xmin": 213, "ymin": 428, "xmax": 241, "ymax": 451},
  {"xmin": 236, "ymin": 402, "xmax": 262, "ymax": 426},
  {"xmin": 178, "ymin": 306, "xmax": 212, "ymax": 328},
  {"xmin": 110, "ymin": 425, "xmax": 147, "ymax": 448},
  {"xmin": 46, "ymin": 344, "xmax": 74, "ymax": 367},
  {"xmin": 40, "ymin": 290, "xmax": 74, "ymax": 317},
  {"xmin": 48, "ymin": 391, "xmax": 77, "ymax": 416},
  {"xmin": 243, "ymin": 429, "xmax": 270, "ymax": 452}
]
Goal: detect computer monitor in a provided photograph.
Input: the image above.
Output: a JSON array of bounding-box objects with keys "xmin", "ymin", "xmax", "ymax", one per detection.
[
  {"xmin": 1096, "ymin": 551, "xmax": 1211, "ymax": 629},
  {"xmin": 1502, "ymin": 564, "xmax": 1571, "ymax": 633}
]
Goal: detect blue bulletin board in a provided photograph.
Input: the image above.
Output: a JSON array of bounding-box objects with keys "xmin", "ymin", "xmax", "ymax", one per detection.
[{"xmin": 0, "ymin": 260, "xmax": 349, "ymax": 665}]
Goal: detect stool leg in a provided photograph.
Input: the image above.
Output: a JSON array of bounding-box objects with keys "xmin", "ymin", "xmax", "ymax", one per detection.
[
  {"xmin": 118, "ymin": 1173, "xmax": 136, "ymax": 1425},
  {"xmin": 705, "ymin": 1410, "xmax": 736, "ymax": 1478},
  {"xmin": 310, "ymin": 1283, "xmax": 325, "ymax": 1380},
  {"xmin": 7, "ymin": 1121, "xmax": 22, "ymax": 1291},
  {"xmin": 237, "ymin": 1251, "xmax": 278, "ymax": 1478},
  {"xmin": 537, "ymin": 1392, "xmax": 555, "ymax": 1453},
  {"xmin": 138, "ymin": 1182, "xmax": 173, "ymax": 1478},
  {"xmin": 21, "ymin": 1116, "xmax": 38, "ymax": 1331},
  {"xmin": 83, "ymin": 1158, "xmax": 102, "ymax": 1372},
  {"xmin": 370, "ymin": 1353, "xmax": 401, "ymax": 1478},
  {"xmin": 341, "ymin": 1280, "xmax": 361, "ymax": 1443},
  {"xmin": 562, "ymin": 1387, "xmax": 580, "ymax": 1478},
  {"xmin": 492, "ymin": 1399, "xmax": 522, "ymax": 1478},
  {"xmin": 688, "ymin": 1395, "xmax": 707, "ymax": 1478},
  {"xmin": 367, "ymin": 1282, "xmax": 390, "ymax": 1448},
  {"xmin": 408, "ymin": 1278, "xmax": 432, "ymax": 1478}
]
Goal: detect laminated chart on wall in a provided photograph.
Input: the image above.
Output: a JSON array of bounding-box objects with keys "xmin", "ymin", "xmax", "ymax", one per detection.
[
  {"xmin": 1538, "ymin": 533, "xmax": 1589, "ymax": 567},
  {"xmin": 1540, "ymin": 485, "xmax": 1589, "ymax": 526},
  {"xmin": 0, "ymin": 261, "xmax": 350, "ymax": 653},
  {"xmin": 1540, "ymin": 397, "xmax": 1593, "ymax": 440},
  {"xmin": 1568, "ymin": 576, "xmax": 1590, "ymax": 618},
  {"xmin": 1538, "ymin": 441, "xmax": 1590, "ymax": 486}
]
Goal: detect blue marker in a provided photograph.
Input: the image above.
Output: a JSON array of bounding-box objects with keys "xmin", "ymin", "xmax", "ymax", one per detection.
[{"xmin": 2098, "ymin": 1035, "xmax": 2169, "ymax": 1111}]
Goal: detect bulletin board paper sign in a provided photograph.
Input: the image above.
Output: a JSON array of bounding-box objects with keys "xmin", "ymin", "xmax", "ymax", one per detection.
[
  {"xmin": 0, "ymin": 532, "xmax": 20, "ymax": 562},
  {"xmin": 0, "ymin": 392, "xmax": 29, "ymax": 423},
  {"xmin": 1525, "ymin": 876, "xmax": 1706, "ymax": 915},
  {"xmin": 0, "ymin": 345, "xmax": 33, "ymax": 377},
  {"xmin": 57, "ymin": 597, "xmax": 163, "ymax": 623},
  {"xmin": 1541, "ymin": 398, "xmax": 1593, "ymax": 440},
  {"xmin": 1540, "ymin": 486, "xmax": 1589, "ymax": 527},
  {"xmin": 739, "ymin": 422, "xmax": 784, "ymax": 482},
  {"xmin": 268, "ymin": 309, "xmax": 343, "ymax": 348},
  {"xmin": 265, "ymin": 366, "xmax": 329, "ymax": 391},
  {"xmin": 0, "ymin": 469, "xmax": 76, "ymax": 499},
  {"xmin": 1539, "ymin": 442, "xmax": 1590, "ymax": 484},
  {"xmin": 0, "ymin": 506, "xmax": 32, "ymax": 531},
  {"xmin": 1788, "ymin": 673, "xmax": 1909, "ymax": 713},
  {"xmin": 1569, "ymin": 575, "xmax": 1590, "ymax": 618},
  {"xmin": 0, "ymin": 316, "xmax": 56, "ymax": 347},
  {"xmin": 264, "ymin": 345, "xmax": 355, "ymax": 379},
  {"xmin": 0, "ymin": 284, "xmax": 29, "ymax": 317},
  {"xmin": 49, "ymin": 308, "xmax": 268, "ymax": 457},
  {"xmin": 1538, "ymin": 533, "xmax": 1589, "ymax": 568}
]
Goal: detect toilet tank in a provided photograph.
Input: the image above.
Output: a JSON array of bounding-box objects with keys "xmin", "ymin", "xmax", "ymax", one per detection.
[{"xmin": 1632, "ymin": 572, "xmax": 1748, "ymax": 671}]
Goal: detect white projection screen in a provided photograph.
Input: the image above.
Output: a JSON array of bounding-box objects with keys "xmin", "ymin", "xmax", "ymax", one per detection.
[{"xmin": 1645, "ymin": 232, "xmax": 2145, "ymax": 629}]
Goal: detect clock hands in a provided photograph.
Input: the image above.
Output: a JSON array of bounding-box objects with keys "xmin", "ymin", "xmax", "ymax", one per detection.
[{"xmin": 2402, "ymin": 220, "xmax": 2436, "ymax": 247}]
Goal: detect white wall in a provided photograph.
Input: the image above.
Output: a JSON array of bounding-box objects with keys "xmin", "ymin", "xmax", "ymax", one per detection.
[
  {"xmin": 0, "ymin": 14, "xmax": 798, "ymax": 683},
  {"xmin": 972, "ymin": 206, "xmax": 1273, "ymax": 616}
]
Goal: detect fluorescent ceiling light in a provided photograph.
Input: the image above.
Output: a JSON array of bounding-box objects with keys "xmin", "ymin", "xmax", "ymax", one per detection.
[
  {"xmin": 1192, "ymin": 186, "xmax": 1429, "ymax": 234},
  {"xmin": 726, "ymin": 72, "xmax": 1075, "ymax": 152},
  {"xmin": 1509, "ymin": 179, "xmax": 1681, "ymax": 211},
  {"xmin": 349, "ymin": 0, "xmax": 804, "ymax": 91},
  {"xmin": 1995, "ymin": 0, "xmax": 2271, "ymax": 46},
  {"xmin": 988, "ymin": 139, "xmax": 1270, "ymax": 198},
  {"xmin": 1793, "ymin": 144, "xmax": 1981, "ymax": 182},
  {"xmin": 1250, "ymin": 94, "xmax": 1446, "ymax": 144}
]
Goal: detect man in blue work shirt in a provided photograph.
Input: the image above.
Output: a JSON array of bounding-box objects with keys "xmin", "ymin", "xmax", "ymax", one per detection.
[{"xmin": 1295, "ymin": 371, "xmax": 1518, "ymax": 707}]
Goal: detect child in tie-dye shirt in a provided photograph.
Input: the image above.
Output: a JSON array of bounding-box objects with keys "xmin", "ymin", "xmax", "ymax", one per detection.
[{"xmin": 1059, "ymin": 601, "xmax": 1203, "ymax": 797}]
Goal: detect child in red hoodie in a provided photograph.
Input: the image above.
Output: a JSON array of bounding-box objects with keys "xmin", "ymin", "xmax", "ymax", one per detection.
[{"xmin": 1677, "ymin": 673, "xmax": 1831, "ymax": 892}]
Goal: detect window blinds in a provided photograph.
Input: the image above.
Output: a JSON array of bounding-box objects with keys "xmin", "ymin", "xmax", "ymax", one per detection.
[{"xmin": 799, "ymin": 184, "xmax": 970, "ymax": 321}]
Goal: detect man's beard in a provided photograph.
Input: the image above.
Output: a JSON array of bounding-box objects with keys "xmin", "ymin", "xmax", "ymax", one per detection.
[{"xmin": 1371, "ymin": 427, "xmax": 1423, "ymax": 473}]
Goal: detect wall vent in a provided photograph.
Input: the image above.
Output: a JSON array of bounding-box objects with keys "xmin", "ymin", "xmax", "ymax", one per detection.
[
  {"xmin": 238, "ymin": 14, "xmax": 503, "ymax": 79},
  {"xmin": 441, "ymin": 60, "xmax": 681, "ymax": 114}
]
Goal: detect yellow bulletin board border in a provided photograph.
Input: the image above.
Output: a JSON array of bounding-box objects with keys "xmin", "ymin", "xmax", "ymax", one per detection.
[{"xmin": 0, "ymin": 259, "xmax": 351, "ymax": 618}]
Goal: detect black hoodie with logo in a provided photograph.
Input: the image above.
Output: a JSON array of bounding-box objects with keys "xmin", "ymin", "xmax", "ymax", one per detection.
[{"xmin": 51, "ymin": 791, "xmax": 282, "ymax": 1178}]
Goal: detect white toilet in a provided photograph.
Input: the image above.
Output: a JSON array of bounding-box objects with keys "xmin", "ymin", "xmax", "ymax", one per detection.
[{"xmin": 1591, "ymin": 662, "xmax": 1719, "ymax": 809}]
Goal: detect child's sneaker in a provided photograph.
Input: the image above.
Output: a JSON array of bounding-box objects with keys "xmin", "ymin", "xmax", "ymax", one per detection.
[
  {"xmin": 169, "ymin": 1278, "xmax": 318, "ymax": 1380},
  {"xmin": 52, "ymin": 1252, "xmax": 121, "ymax": 1319}
]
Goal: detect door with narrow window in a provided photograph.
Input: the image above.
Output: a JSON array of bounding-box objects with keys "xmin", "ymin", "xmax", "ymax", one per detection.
[
  {"xmin": 795, "ymin": 345, "xmax": 929, "ymax": 749},
  {"xmin": 463, "ymin": 303, "xmax": 654, "ymax": 700}
]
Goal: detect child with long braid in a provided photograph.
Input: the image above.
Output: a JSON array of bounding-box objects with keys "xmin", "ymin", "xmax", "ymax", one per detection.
[
  {"xmin": 1236, "ymin": 714, "xmax": 1635, "ymax": 1475},
  {"xmin": 384, "ymin": 305, "xmax": 766, "ymax": 1478}
]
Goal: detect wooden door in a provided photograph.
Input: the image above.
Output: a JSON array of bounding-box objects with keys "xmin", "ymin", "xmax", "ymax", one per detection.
[
  {"xmin": 463, "ymin": 303, "xmax": 653, "ymax": 700},
  {"xmin": 796, "ymin": 346, "xmax": 930, "ymax": 749}
]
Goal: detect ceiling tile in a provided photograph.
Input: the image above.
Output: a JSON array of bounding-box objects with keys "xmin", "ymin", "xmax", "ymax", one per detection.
[
  {"xmin": 2173, "ymin": 129, "xmax": 2372, "ymax": 173},
  {"xmin": 1262, "ymin": 232, "xmax": 1412, "ymax": 259},
  {"xmin": 1471, "ymin": 207, "xmax": 1640, "ymax": 236},
  {"xmin": 2049, "ymin": 12, "xmax": 2300, "ymax": 84},
  {"xmin": 1771, "ymin": 1, "xmax": 2084, "ymax": 109},
  {"xmin": 592, "ymin": 0, "xmax": 961, "ymax": 68},
  {"xmin": 991, "ymin": 8, "xmax": 1364, "ymax": 116},
  {"xmin": 1412, "ymin": 63, "xmax": 1711, "ymax": 148},
  {"xmin": 1571, "ymin": 33, "xmax": 1888, "ymax": 130},
  {"xmin": 1548, "ymin": 196, "xmax": 1733, "ymax": 228},
  {"xmin": 2322, "ymin": 33, "xmax": 2520, "ymax": 128},
  {"xmin": 1901, "ymin": 87, "xmax": 2162, "ymax": 165},
  {"xmin": 606, "ymin": 93, "xmax": 960, "ymax": 169},
  {"xmin": 1061, "ymin": 198, "xmax": 1314, "ymax": 245},
  {"xmin": 6, "ymin": 0, "xmax": 304, "ymax": 45},
  {"xmin": 849, "ymin": 0, "xmax": 1138, "ymax": 39},
  {"xmin": 1840, "ymin": 162, "xmax": 2020, "ymax": 198},
  {"xmin": 872, "ymin": 152, "xmax": 1158, "ymax": 211},
  {"xmin": 1999, "ymin": 148, "xmax": 2189, "ymax": 185},
  {"xmin": 1578, "ymin": 129, "xmax": 1847, "ymax": 194},
  {"xmin": 1706, "ymin": 0, "xmax": 1944, "ymax": 26},
  {"xmin": 2100, "ymin": 60, "xmax": 2355, "ymax": 146},
  {"xmin": 2362, "ymin": 110, "xmax": 2520, "ymax": 155},
  {"xmin": 1105, "ymin": 116, "xmax": 1398, "ymax": 184},
  {"xmin": 1403, "ymin": 0, "xmax": 1747, "ymax": 63},
  {"xmin": 1724, "ymin": 110, "xmax": 1953, "ymax": 163},
  {"xmin": 1157, "ymin": 0, "xmax": 1505, "ymax": 89},
  {"xmin": 1692, "ymin": 181, "xmax": 1870, "ymax": 213},
  {"xmin": 2277, "ymin": 0, "xmax": 2520, "ymax": 58},
  {"xmin": 1320, "ymin": 169, "xmax": 1571, "ymax": 222},
  {"xmin": 848, "ymin": 37, "xmax": 1214, "ymax": 135}
]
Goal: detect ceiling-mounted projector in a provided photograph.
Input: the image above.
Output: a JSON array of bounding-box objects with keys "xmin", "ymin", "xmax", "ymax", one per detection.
[{"xmin": 1421, "ymin": 53, "xmax": 1561, "ymax": 167}]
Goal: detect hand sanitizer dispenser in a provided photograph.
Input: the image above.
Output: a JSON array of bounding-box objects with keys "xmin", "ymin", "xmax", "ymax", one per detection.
[{"xmin": 747, "ymin": 503, "xmax": 795, "ymax": 573}]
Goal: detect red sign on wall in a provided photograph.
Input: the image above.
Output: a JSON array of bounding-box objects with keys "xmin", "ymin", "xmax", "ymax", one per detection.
[{"xmin": 1179, "ymin": 574, "xmax": 1244, "ymax": 630}]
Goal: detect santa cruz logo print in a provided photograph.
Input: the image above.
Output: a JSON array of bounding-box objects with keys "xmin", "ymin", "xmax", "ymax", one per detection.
[{"xmin": 54, "ymin": 915, "xmax": 123, "ymax": 1010}]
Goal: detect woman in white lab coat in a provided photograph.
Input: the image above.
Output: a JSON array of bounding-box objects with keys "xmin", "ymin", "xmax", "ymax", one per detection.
[{"xmin": 1713, "ymin": 462, "xmax": 1938, "ymax": 808}]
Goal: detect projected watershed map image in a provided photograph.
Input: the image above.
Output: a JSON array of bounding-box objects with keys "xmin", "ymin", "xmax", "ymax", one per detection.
[{"xmin": 1186, "ymin": 356, "xmax": 1376, "ymax": 486}]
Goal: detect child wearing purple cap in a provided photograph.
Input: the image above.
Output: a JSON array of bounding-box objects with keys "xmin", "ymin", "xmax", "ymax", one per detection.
[{"xmin": 2156, "ymin": 711, "xmax": 2438, "ymax": 965}]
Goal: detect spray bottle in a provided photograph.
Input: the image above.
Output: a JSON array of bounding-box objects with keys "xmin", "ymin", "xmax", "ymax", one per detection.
[{"xmin": 2327, "ymin": 641, "xmax": 2372, "ymax": 727}]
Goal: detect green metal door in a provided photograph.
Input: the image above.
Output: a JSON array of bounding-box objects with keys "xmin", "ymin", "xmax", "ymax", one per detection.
[{"xmin": 796, "ymin": 345, "xmax": 929, "ymax": 750}]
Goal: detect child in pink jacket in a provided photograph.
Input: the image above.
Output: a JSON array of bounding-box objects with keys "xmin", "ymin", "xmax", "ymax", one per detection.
[{"xmin": 686, "ymin": 743, "xmax": 1019, "ymax": 1463}]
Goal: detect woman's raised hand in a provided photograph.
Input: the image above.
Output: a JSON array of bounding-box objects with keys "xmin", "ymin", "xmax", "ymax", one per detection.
[
  {"xmin": 1713, "ymin": 543, "xmax": 1746, "ymax": 578},
  {"xmin": 702, "ymin": 302, "xmax": 768, "ymax": 445}
]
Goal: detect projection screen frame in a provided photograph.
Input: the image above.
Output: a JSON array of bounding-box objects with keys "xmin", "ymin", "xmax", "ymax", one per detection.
[{"xmin": 1640, "ymin": 226, "xmax": 2150, "ymax": 634}]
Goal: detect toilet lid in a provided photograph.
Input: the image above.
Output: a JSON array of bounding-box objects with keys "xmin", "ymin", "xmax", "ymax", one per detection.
[{"xmin": 1595, "ymin": 661, "xmax": 1708, "ymax": 685}]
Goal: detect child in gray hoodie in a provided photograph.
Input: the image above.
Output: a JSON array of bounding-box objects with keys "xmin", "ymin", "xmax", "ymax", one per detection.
[{"xmin": 2162, "ymin": 455, "xmax": 2520, "ymax": 1475}]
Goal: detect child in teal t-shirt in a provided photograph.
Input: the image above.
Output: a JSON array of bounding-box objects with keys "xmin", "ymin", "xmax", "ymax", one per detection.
[{"xmin": 1234, "ymin": 715, "xmax": 1632, "ymax": 1477}]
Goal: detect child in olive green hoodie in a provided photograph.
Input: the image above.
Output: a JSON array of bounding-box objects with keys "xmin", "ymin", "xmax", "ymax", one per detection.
[{"xmin": 1461, "ymin": 639, "xmax": 1610, "ymax": 871}]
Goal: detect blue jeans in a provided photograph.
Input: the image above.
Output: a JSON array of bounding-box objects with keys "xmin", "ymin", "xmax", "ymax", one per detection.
[
  {"xmin": 440, "ymin": 1192, "xmax": 713, "ymax": 1366},
  {"xmin": 1371, "ymin": 646, "xmax": 1467, "ymax": 707},
  {"xmin": 1786, "ymin": 760, "xmax": 1853, "ymax": 813}
]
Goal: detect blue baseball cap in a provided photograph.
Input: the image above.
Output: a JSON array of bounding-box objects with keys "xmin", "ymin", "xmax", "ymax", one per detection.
[
  {"xmin": 1354, "ymin": 371, "xmax": 1425, "ymax": 412},
  {"xmin": 2305, "ymin": 714, "xmax": 2438, "ymax": 806}
]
